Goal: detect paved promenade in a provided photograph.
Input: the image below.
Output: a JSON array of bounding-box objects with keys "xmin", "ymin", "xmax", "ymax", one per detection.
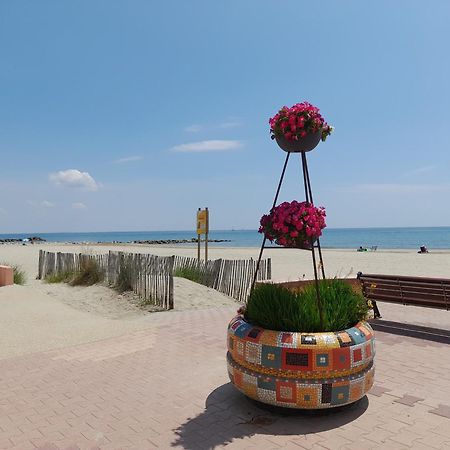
[{"xmin": 1, "ymin": 306, "xmax": 449, "ymax": 450}]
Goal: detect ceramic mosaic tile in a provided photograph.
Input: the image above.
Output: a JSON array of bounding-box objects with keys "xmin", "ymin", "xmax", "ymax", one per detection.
[{"xmin": 227, "ymin": 315, "xmax": 376, "ymax": 409}]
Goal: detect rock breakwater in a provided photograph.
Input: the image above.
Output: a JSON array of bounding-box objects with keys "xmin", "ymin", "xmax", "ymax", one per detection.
[
  {"xmin": 132, "ymin": 238, "xmax": 231, "ymax": 245},
  {"xmin": 0, "ymin": 236, "xmax": 46, "ymax": 244}
]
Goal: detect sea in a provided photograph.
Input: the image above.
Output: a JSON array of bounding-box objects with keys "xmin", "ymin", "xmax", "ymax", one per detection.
[{"xmin": 1, "ymin": 227, "xmax": 450, "ymax": 249}]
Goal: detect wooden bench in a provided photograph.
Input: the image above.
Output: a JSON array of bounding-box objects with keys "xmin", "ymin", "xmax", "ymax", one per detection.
[{"xmin": 357, "ymin": 272, "xmax": 450, "ymax": 311}]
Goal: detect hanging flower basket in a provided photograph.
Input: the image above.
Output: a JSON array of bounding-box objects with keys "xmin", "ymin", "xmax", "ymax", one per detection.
[
  {"xmin": 269, "ymin": 101, "xmax": 333, "ymax": 153},
  {"xmin": 259, "ymin": 201, "xmax": 326, "ymax": 249},
  {"xmin": 275, "ymin": 130, "xmax": 322, "ymax": 153}
]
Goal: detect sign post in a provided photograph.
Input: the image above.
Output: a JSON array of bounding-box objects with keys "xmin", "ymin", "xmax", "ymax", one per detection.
[{"xmin": 197, "ymin": 207, "xmax": 209, "ymax": 263}]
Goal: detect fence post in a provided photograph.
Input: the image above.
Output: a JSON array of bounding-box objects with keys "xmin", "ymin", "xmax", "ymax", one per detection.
[{"xmin": 168, "ymin": 256, "xmax": 175, "ymax": 310}]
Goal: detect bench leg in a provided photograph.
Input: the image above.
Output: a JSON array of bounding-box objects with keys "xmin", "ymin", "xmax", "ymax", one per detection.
[{"xmin": 372, "ymin": 300, "xmax": 382, "ymax": 319}]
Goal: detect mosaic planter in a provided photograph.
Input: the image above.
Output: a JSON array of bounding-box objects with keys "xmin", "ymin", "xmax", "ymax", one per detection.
[{"xmin": 227, "ymin": 315, "xmax": 375, "ymax": 409}]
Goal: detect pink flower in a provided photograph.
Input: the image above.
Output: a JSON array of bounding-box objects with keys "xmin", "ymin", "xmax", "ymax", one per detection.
[
  {"xmin": 269, "ymin": 101, "xmax": 333, "ymax": 143},
  {"xmin": 258, "ymin": 200, "xmax": 326, "ymax": 249}
]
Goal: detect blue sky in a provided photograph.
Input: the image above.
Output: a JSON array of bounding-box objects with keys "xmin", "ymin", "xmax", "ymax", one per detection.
[{"xmin": 1, "ymin": 1, "xmax": 450, "ymax": 233}]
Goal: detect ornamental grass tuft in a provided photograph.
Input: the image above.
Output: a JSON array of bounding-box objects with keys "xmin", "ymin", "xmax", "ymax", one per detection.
[
  {"xmin": 70, "ymin": 259, "xmax": 103, "ymax": 286},
  {"xmin": 115, "ymin": 260, "xmax": 134, "ymax": 293},
  {"xmin": 174, "ymin": 266, "xmax": 203, "ymax": 283},
  {"xmin": 12, "ymin": 265, "xmax": 26, "ymax": 285},
  {"xmin": 244, "ymin": 279, "xmax": 369, "ymax": 333},
  {"xmin": 44, "ymin": 271, "xmax": 74, "ymax": 284}
]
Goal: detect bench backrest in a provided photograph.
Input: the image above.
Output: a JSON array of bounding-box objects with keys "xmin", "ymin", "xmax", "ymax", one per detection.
[{"xmin": 358, "ymin": 273, "xmax": 450, "ymax": 310}]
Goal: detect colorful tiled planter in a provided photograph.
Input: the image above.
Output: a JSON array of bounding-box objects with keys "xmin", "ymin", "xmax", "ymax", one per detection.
[{"xmin": 227, "ymin": 315, "xmax": 375, "ymax": 409}]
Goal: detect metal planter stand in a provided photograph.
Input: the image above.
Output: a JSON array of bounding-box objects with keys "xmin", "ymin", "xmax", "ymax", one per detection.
[{"xmin": 250, "ymin": 148, "xmax": 326, "ymax": 329}]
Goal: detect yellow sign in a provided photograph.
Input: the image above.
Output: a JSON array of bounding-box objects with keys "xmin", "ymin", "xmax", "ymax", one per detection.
[{"xmin": 197, "ymin": 209, "xmax": 209, "ymax": 235}]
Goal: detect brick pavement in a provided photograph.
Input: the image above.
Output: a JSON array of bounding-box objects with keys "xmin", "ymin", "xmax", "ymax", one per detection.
[{"xmin": 1, "ymin": 306, "xmax": 450, "ymax": 450}]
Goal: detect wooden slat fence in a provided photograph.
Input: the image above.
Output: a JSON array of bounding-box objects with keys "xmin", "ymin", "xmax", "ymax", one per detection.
[
  {"xmin": 38, "ymin": 250, "xmax": 272, "ymax": 307},
  {"xmin": 38, "ymin": 250, "xmax": 174, "ymax": 310},
  {"xmin": 173, "ymin": 256, "xmax": 271, "ymax": 303}
]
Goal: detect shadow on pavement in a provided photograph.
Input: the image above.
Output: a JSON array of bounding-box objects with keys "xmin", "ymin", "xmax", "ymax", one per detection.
[{"xmin": 172, "ymin": 383, "xmax": 369, "ymax": 449}]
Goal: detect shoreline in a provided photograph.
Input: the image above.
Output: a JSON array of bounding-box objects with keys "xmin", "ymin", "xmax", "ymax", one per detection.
[{"xmin": 2, "ymin": 240, "xmax": 450, "ymax": 253}]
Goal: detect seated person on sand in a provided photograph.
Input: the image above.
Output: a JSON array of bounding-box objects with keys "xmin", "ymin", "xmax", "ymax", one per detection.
[{"xmin": 418, "ymin": 245, "xmax": 429, "ymax": 254}]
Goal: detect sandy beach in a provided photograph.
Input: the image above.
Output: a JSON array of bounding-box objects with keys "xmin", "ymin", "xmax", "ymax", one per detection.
[{"xmin": 1, "ymin": 242, "xmax": 449, "ymax": 359}]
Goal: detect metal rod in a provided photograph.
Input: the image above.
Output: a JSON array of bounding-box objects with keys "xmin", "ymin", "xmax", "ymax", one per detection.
[
  {"xmin": 301, "ymin": 151, "xmax": 324, "ymax": 329},
  {"xmin": 316, "ymin": 239, "xmax": 326, "ymax": 279},
  {"xmin": 301, "ymin": 152, "xmax": 310, "ymax": 203},
  {"xmin": 311, "ymin": 238, "xmax": 325, "ymax": 329},
  {"xmin": 304, "ymin": 152, "xmax": 314, "ymax": 203},
  {"xmin": 302, "ymin": 152, "xmax": 326, "ymax": 278},
  {"xmin": 250, "ymin": 151, "xmax": 291, "ymax": 296}
]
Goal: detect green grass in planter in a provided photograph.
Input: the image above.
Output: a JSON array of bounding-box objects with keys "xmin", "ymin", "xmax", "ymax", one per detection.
[{"xmin": 244, "ymin": 279, "xmax": 369, "ymax": 333}]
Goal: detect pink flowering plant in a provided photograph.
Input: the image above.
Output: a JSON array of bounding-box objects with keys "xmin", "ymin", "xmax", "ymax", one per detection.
[
  {"xmin": 259, "ymin": 201, "xmax": 326, "ymax": 248},
  {"xmin": 269, "ymin": 101, "xmax": 333, "ymax": 142}
]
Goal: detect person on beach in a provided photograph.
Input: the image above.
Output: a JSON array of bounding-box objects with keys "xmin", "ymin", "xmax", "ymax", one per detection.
[{"xmin": 418, "ymin": 245, "xmax": 428, "ymax": 253}]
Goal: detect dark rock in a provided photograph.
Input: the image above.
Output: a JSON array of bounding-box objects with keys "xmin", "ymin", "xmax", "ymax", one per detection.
[{"xmin": 129, "ymin": 238, "xmax": 232, "ymax": 245}]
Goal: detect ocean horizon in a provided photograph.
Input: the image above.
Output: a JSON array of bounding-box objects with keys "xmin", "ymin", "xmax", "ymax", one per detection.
[{"xmin": 1, "ymin": 226, "xmax": 450, "ymax": 249}]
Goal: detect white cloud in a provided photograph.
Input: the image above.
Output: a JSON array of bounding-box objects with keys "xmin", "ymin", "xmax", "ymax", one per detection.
[
  {"xmin": 170, "ymin": 140, "xmax": 243, "ymax": 153},
  {"xmin": 49, "ymin": 169, "xmax": 99, "ymax": 191},
  {"xmin": 113, "ymin": 156, "xmax": 143, "ymax": 164},
  {"xmin": 27, "ymin": 200, "xmax": 55, "ymax": 208},
  {"xmin": 219, "ymin": 120, "xmax": 242, "ymax": 129},
  {"xmin": 72, "ymin": 202, "xmax": 87, "ymax": 210},
  {"xmin": 403, "ymin": 165, "xmax": 436, "ymax": 177},
  {"xmin": 184, "ymin": 124, "xmax": 203, "ymax": 133},
  {"xmin": 350, "ymin": 183, "xmax": 450, "ymax": 194}
]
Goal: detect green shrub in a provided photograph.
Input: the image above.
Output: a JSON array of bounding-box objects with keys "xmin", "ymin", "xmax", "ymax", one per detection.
[
  {"xmin": 70, "ymin": 258, "xmax": 103, "ymax": 286},
  {"xmin": 45, "ymin": 271, "xmax": 74, "ymax": 284},
  {"xmin": 174, "ymin": 266, "xmax": 203, "ymax": 283},
  {"xmin": 244, "ymin": 279, "xmax": 369, "ymax": 332}
]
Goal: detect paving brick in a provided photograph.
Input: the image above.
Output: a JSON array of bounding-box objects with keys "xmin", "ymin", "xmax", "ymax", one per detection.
[
  {"xmin": 429, "ymin": 404, "xmax": 450, "ymax": 420},
  {"xmin": 367, "ymin": 385, "xmax": 391, "ymax": 397},
  {"xmin": 430, "ymin": 423, "xmax": 450, "ymax": 438},
  {"xmin": 362, "ymin": 428, "xmax": 395, "ymax": 445},
  {"xmin": 0, "ymin": 438, "xmax": 14, "ymax": 449},
  {"xmin": 0, "ymin": 307, "xmax": 449, "ymax": 450},
  {"xmin": 414, "ymin": 432, "xmax": 450, "ymax": 450},
  {"xmin": 387, "ymin": 429, "xmax": 423, "ymax": 447},
  {"xmin": 394, "ymin": 394, "xmax": 425, "ymax": 407}
]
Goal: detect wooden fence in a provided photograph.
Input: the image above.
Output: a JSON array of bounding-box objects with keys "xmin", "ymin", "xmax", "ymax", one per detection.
[
  {"xmin": 38, "ymin": 250, "xmax": 174, "ymax": 309},
  {"xmin": 173, "ymin": 256, "xmax": 271, "ymax": 303},
  {"xmin": 38, "ymin": 250, "xmax": 272, "ymax": 307}
]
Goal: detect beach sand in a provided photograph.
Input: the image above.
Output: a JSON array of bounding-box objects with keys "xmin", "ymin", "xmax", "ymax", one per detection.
[{"xmin": 0, "ymin": 242, "xmax": 449, "ymax": 359}]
